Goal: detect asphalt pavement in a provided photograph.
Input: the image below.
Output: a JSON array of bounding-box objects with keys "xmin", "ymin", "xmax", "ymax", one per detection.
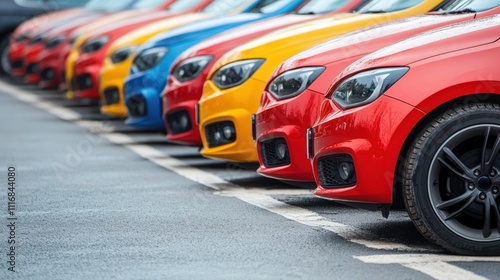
[{"xmin": 1, "ymin": 78, "xmax": 500, "ymax": 280}]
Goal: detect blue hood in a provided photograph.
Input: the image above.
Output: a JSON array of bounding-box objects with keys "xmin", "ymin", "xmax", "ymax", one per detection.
[{"xmin": 137, "ymin": 0, "xmax": 305, "ymax": 52}]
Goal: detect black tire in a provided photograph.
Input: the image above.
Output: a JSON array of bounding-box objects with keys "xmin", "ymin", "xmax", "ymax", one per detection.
[
  {"xmin": 0, "ymin": 35, "xmax": 11, "ymax": 76},
  {"xmin": 404, "ymin": 103, "xmax": 500, "ymax": 255}
]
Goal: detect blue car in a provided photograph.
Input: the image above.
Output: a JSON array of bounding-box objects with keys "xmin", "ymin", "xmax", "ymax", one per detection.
[{"xmin": 123, "ymin": 0, "xmax": 306, "ymax": 129}]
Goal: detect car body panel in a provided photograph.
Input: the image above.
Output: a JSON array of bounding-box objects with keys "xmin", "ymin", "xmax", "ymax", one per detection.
[
  {"xmin": 255, "ymin": 5, "xmax": 500, "ymax": 182},
  {"xmin": 311, "ymin": 14, "xmax": 500, "ymax": 204},
  {"xmin": 198, "ymin": 0, "xmax": 444, "ymax": 163}
]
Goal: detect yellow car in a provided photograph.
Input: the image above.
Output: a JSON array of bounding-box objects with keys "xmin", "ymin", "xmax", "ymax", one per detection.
[
  {"xmin": 99, "ymin": 14, "xmax": 213, "ymax": 117},
  {"xmin": 198, "ymin": 0, "xmax": 444, "ymax": 162}
]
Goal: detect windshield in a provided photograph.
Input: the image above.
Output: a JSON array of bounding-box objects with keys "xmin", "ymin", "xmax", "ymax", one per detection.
[
  {"xmin": 15, "ymin": 0, "xmax": 89, "ymax": 8},
  {"xmin": 132, "ymin": 0, "xmax": 168, "ymax": 9},
  {"xmin": 84, "ymin": 0, "xmax": 135, "ymax": 11},
  {"xmin": 355, "ymin": 0, "xmax": 424, "ymax": 13},
  {"xmin": 296, "ymin": 0, "xmax": 351, "ymax": 14},
  {"xmin": 202, "ymin": 0, "xmax": 251, "ymax": 14},
  {"xmin": 434, "ymin": 0, "xmax": 500, "ymax": 12},
  {"xmin": 166, "ymin": 0, "xmax": 202, "ymax": 11}
]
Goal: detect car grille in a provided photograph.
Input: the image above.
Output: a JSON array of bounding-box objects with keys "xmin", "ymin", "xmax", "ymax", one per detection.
[{"xmin": 11, "ymin": 59, "xmax": 23, "ymax": 69}]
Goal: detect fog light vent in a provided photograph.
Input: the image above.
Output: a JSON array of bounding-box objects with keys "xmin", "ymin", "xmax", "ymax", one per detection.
[
  {"xmin": 205, "ymin": 121, "xmax": 236, "ymax": 148},
  {"xmin": 167, "ymin": 110, "xmax": 192, "ymax": 134},
  {"xmin": 261, "ymin": 138, "xmax": 290, "ymax": 167},
  {"xmin": 317, "ymin": 154, "xmax": 356, "ymax": 187},
  {"xmin": 126, "ymin": 95, "xmax": 148, "ymax": 117},
  {"xmin": 103, "ymin": 87, "xmax": 120, "ymax": 105},
  {"xmin": 40, "ymin": 68, "xmax": 54, "ymax": 81},
  {"xmin": 76, "ymin": 73, "xmax": 93, "ymax": 90},
  {"xmin": 26, "ymin": 63, "xmax": 38, "ymax": 75}
]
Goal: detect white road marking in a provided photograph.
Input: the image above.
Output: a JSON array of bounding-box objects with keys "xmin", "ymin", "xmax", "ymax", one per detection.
[
  {"xmin": 356, "ymin": 254, "xmax": 500, "ymax": 280},
  {"xmin": 2, "ymin": 80, "xmax": 499, "ymax": 279}
]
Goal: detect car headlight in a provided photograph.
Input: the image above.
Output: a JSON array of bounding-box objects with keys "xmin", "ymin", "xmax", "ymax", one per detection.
[
  {"xmin": 332, "ymin": 67, "xmax": 409, "ymax": 109},
  {"xmin": 28, "ymin": 34, "xmax": 45, "ymax": 45},
  {"xmin": 69, "ymin": 34, "xmax": 80, "ymax": 46},
  {"xmin": 81, "ymin": 36, "xmax": 109, "ymax": 54},
  {"xmin": 213, "ymin": 59, "xmax": 265, "ymax": 89},
  {"xmin": 45, "ymin": 35, "xmax": 65, "ymax": 49},
  {"xmin": 15, "ymin": 32, "xmax": 29, "ymax": 43},
  {"xmin": 269, "ymin": 67, "xmax": 325, "ymax": 100},
  {"xmin": 110, "ymin": 46, "xmax": 137, "ymax": 64},
  {"xmin": 132, "ymin": 47, "xmax": 168, "ymax": 72},
  {"xmin": 173, "ymin": 55, "xmax": 213, "ymax": 82}
]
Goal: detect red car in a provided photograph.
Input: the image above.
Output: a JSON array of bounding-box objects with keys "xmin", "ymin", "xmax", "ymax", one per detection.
[
  {"xmin": 8, "ymin": 7, "xmax": 99, "ymax": 78},
  {"xmin": 20, "ymin": 0, "xmax": 180, "ymax": 86},
  {"xmin": 255, "ymin": 1, "xmax": 500, "ymax": 184},
  {"xmin": 21, "ymin": 11, "xmax": 110, "ymax": 85},
  {"xmin": 162, "ymin": 0, "xmax": 364, "ymax": 146},
  {"xmin": 311, "ymin": 14, "xmax": 500, "ymax": 255},
  {"xmin": 70, "ymin": 0, "xmax": 214, "ymax": 100}
]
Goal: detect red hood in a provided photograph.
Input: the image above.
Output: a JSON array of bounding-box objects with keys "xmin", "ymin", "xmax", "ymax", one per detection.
[
  {"xmin": 12, "ymin": 8, "xmax": 89, "ymax": 39},
  {"xmin": 339, "ymin": 14, "xmax": 500, "ymax": 82}
]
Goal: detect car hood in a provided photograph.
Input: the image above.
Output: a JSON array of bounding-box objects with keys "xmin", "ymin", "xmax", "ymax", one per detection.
[
  {"xmin": 279, "ymin": 14, "xmax": 475, "ymax": 71},
  {"xmin": 71, "ymin": 9, "xmax": 155, "ymax": 39},
  {"xmin": 107, "ymin": 13, "xmax": 214, "ymax": 54},
  {"xmin": 137, "ymin": 13, "xmax": 269, "ymax": 52},
  {"xmin": 14, "ymin": 8, "xmax": 85, "ymax": 33},
  {"xmin": 341, "ymin": 14, "xmax": 500, "ymax": 78},
  {"xmin": 177, "ymin": 13, "xmax": 314, "ymax": 60},
  {"xmin": 85, "ymin": 9, "xmax": 183, "ymax": 39},
  {"xmin": 16, "ymin": 9, "xmax": 98, "ymax": 38}
]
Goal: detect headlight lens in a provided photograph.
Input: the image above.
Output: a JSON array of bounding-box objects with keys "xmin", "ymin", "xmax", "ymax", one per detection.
[
  {"xmin": 81, "ymin": 36, "xmax": 109, "ymax": 54},
  {"xmin": 173, "ymin": 55, "xmax": 213, "ymax": 82},
  {"xmin": 133, "ymin": 47, "xmax": 168, "ymax": 72},
  {"xmin": 269, "ymin": 67, "xmax": 325, "ymax": 100},
  {"xmin": 45, "ymin": 35, "xmax": 65, "ymax": 49},
  {"xmin": 213, "ymin": 59, "xmax": 265, "ymax": 89},
  {"xmin": 15, "ymin": 32, "xmax": 29, "ymax": 43},
  {"xmin": 110, "ymin": 46, "xmax": 137, "ymax": 64},
  {"xmin": 69, "ymin": 34, "xmax": 80, "ymax": 46},
  {"xmin": 28, "ymin": 34, "xmax": 45, "ymax": 45},
  {"xmin": 332, "ymin": 67, "xmax": 409, "ymax": 109}
]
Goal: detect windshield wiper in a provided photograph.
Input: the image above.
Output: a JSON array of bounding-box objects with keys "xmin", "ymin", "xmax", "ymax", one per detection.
[
  {"xmin": 444, "ymin": 8, "xmax": 477, "ymax": 14},
  {"xmin": 360, "ymin": 10, "xmax": 387, "ymax": 14}
]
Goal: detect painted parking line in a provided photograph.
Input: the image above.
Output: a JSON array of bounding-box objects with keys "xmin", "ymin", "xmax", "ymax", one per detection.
[
  {"xmin": 355, "ymin": 254, "xmax": 500, "ymax": 280},
  {"xmin": 2, "ymin": 80, "xmax": 498, "ymax": 279}
]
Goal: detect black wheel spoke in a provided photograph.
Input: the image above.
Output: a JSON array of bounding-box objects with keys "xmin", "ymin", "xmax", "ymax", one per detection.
[
  {"xmin": 490, "ymin": 196, "xmax": 500, "ymax": 235},
  {"xmin": 480, "ymin": 127, "xmax": 491, "ymax": 172},
  {"xmin": 486, "ymin": 132, "xmax": 500, "ymax": 172},
  {"xmin": 438, "ymin": 192, "xmax": 476, "ymax": 221},
  {"xmin": 483, "ymin": 197, "xmax": 492, "ymax": 238},
  {"xmin": 442, "ymin": 147, "xmax": 475, "ymax": 180},
  {"xmin": 437, "ymin": 191, "xmax": 475, "ymax": 211}
]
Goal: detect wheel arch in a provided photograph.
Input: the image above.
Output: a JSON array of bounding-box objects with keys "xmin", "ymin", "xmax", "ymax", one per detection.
[{"xmin": 392, "ymin": 89, "xmax": 500, "ymax": 205}]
